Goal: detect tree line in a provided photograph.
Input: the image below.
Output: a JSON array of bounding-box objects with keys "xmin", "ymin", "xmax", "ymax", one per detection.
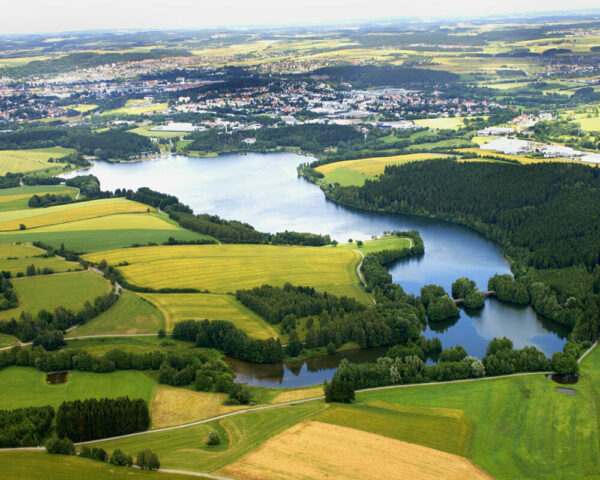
[
  {"xmin": 56, "ymin": 397, "xmax": 149, "ymax": 442},
  {"xmin": 0, "ymin": 405, "xmax": 54, "ymax": 447}
]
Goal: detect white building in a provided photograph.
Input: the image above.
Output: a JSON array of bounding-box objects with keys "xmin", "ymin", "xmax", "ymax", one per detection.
[
  {"xmin": 480, "ymin": 138, "xmax": 534, "ymax": 155},
  {"xmin": 151, "ymin": 122, "xmax": 201, "ymax": 133}
]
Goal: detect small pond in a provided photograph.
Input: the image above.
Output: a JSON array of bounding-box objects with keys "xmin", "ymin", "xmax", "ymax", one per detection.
[{"xmin": 46, "ymin": 371, "xmax": 68, "ymax": 384}]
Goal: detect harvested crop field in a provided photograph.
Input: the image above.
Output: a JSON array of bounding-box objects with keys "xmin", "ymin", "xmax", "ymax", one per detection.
[{"xmin": 220, "ymin": 421, "xmax": 493, "ymax": 480}]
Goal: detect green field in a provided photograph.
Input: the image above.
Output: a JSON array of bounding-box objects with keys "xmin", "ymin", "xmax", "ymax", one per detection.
[
  {"xmin": 83, "ymin": 244, "xmax": 364, "ymax": 299},
  {"xmin": 0, "ymin": 271, "xmax": 112, "ymax": 320},
  {"xmin": 413, "ymin": 117, "xmax": 465, "ymax": 130},
  {"xmin": 0, "ymin": 332, "xmax": 18, "ymax": 348},
  {"xmin": 0, "ymin": 366, "xmax": 155, "ymax": 410},
  {"xmin": 140, "ymin": 292, "xmax": 278, "ymax": 339},
  {"xmin": 0, "ymin": 211, "xmax": 212, "ymax": 253},
  {"xmin": 130, "ymin": 125, "xmax": 185, "ymax": 138},
  {"xmin": 0, "ymin": 148, "xmax": 74, "ymax": 175},
  {"xmin": 338, "ymin": 235, "xmax": 412, "ymax": 254},
  {"xmin": 0, "ymin": 256, "xmax": 81, "ymax": 276},
  {"xmin": 67, "ymin": 291, "xmax": 166, "ymax": 336},
  {"xmin": 316, "ymin": 153, "xmax": 448, "ymax": 186},
  {"xmin": 0, "ymin": 185, "xmax": 78, "ymax": 212},
  {"xmin": 0, "ymin": 452, "xmax": 206, "ymax": 480},
  {"xmin": 103, "ymin": 99, "xmax": 168, "ymax": 116},
  {"xmin": 90, "ymin": 403, "xmax": 326, "ymax": 473},
  {"xmin": 0, "ymin": 242, "xmax": 42, "ymax": 258}
]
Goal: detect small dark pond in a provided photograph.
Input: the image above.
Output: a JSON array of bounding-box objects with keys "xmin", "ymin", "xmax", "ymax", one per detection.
[
  {"xmin": 46, "ymin": 371, "xmax": 68, "ymax": 384},
  {"xmin": 556, "ymin": 387, "xmax": 576, "ymax": 395},
  {"xmin": 546, "ymin": 373, "xmax": 579, "ymax": 385}
]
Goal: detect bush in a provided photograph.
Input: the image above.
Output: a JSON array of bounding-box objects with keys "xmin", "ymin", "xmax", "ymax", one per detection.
[
  {"xmin": 324, "ymin": 376, "xmax": 355, "ymax": 403},
  {"xmin": 227, "ymin": 383, "xmax": 251, "ymax": 405},
  {"xmin": 551, "ymin": 352, "xmax": 579, "ymax": 375},
  {"xmin": 110, "ymin": 448, "xmax": 133, "ymax": 466},
  {"xmin": 45, "ymin": 435, "xmax": 74, "ymax": 455},
  {"xmin": 136, "ymin": 449, "xmax": 160, "ymax": 470},
  {"xmin": 206, "ymin": 431, "xmax": 221, "ymax": 446}
]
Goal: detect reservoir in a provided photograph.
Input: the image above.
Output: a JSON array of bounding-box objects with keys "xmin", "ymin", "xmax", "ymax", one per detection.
[{"xmin": 63, "ymin": 152, "xmax": 567, "ymax": 386}]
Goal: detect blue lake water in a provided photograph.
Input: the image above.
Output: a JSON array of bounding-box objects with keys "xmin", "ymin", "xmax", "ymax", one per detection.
[{"xmin": 63, "ymin": 152, "xmax": 567, "ymax": 386}]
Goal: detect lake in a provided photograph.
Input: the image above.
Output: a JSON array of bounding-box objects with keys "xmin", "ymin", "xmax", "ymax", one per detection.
[{"xmin": 63, "ymin": 152, "xmax": 567, "ymax": 386}]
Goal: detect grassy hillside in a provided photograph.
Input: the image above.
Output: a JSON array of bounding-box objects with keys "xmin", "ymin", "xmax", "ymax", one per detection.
[
  {"xmin": 0, "ymin": 452, "xmax": 208, "ymax": 480},
  {"xmin": 0, "ymin": 185, "xmax": 77, "ymax": 212},
  {"xmin": 84, "ymin": 244, "xmax": 364, "ymax": 299},
  {"xmin": 337, "ymin": 235, "xmax": 412, "ymax": 254},
  {"xmin": 0, "ymin": 271, "xmax": 112, "ymax": 320},
  {"xmin": 316, "ymin": 153, "xmax": 448, "ymax": 186},
  {"xmin": 67, "ymin": 291, "xmax": 165, "ymax": 336},
  {"xmin": 0, "ymin": 147, "xmax": 74, "ymax": 175},
  {"xmin": 0, "ymin": 367, "xmax": 156, "ymax": 410},
  {"xmin": 141, "ymin": 292, "xmax": 278, "ymax": 339}
]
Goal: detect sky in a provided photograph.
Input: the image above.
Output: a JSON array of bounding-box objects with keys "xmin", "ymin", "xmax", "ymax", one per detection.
[{"xmin": 1, "ymin": 0, "xmax": 600, "ymax": 35}]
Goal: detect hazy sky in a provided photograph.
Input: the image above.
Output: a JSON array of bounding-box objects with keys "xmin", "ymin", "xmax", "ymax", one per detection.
[{"xmin": 2, "ymin": 0, "xmax": 600, "ymax": 35}]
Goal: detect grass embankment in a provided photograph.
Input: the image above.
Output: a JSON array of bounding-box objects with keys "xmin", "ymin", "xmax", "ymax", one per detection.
[
  {"xmin": 0, "ymin": 452, "xmax": 206, "ymax": 480},
  {"xmin": 0, "ymin": 271, "xmax": 112, "ymax": 321},
  {"xmin": 0, "ymin": 185, "xmax": 77, "ymax": 212},
  {"xmin": 0, "ymin": 147, "xmax": 74, "ymax": 175},
  {"xmin": 83, "ymin": 244, "xmax": 367, "ymax": 301},
  {"xmin": 140, "ymin": 292, "xmax": 277, "ymax": 339},
  {"xmin": 67, "ymin": 291, "xmax": 166, "ymax": 336},
  {"xmin": 316, "ymin": 153, "xmax": 449, "ymax": 186},
  {"xmin": 0, "ymin": 208, "xmax": 211, "ymax": 252},
  {"xmin": 0, "ymin": 367, "xmax": 155, "ymax": 410}
]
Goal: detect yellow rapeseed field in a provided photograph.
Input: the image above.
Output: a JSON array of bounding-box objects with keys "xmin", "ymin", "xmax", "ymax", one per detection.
[{"xmin": 84, "ymin": 244, "xmax": 361, "ymax": 294}]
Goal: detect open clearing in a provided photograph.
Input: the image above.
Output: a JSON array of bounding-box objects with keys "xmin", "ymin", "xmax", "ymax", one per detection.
[
  {"xmin": 83, "ymin": 244, "xmax": 363, "ymax": 298},
  {"xmin": 0, "ymin": 452, "xmax": 206, "ymax": 480},
  {"xmin": 0, "ymin": 147, "xmax": 74, "ymax": 175},
  {"xmin": 0, "ymin": 185, "xmax": 77, "ymax": 212},
  {"xmin": 0, "ymin": 332, "xmax": 17, "ymax": 348},
  {"xmin": 338, "ymin": 235, "xmax": 412, "ymax": 254},
  {"xmin": 151, "ymin": 385, "xmax": 244, "ymax": 428},
  {"xmin": 0, "ymin": 211, "xmax": 212, "ymax": 252},
  {"xmin": 316, "ymin": 153, "xmax": 449, "ymax": 186},
  {"xmin": 220, "ymin": 421, "xmax": 491, "ymax": 480},
  {"xmin": 0, "ymin": 270, "xmax": 111, "ymax": 320},
  {"xmin": 140, "ymin": 292, "xmax": 278, "ymax": 339},
  {"xmin": 0, "ymin": 366, "xmax": 155, "ymax": 410},
  {"xmin": 103, "ymin": 99, "xmax": 168, "ymax": 116},
  {"xmin": 67, "ymin": 291, "xmax": 165, "ymax": 336},
  {"xmin": 0, "ymin": 198, "xmax": 152, "ymax": 232}
]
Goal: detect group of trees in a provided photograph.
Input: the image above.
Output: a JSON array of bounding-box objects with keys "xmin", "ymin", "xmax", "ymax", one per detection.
[
  {"xmin": 56, "ymin": 397, "xmax": 150, "ymax": 442},
  {"xmin": 0, "ymin": 405, "xmax": 54, "ymax": 447},
  {"xmin": 28, "ymin": 193, "xmax": 73, "ymax": 208},
  {"xmin": 236, "ymin": 283, "xmax": 365, "ymax": 325},
  {"xmin": 0, "ymin": 275, "xmax": 17, "ymax": 311},
  {"xmin": 64, "ymin": 175, "xmax": 102, "ymax": 198},
  {"xmin": 420, "ymin": 284, "xmax": 460, "ymax": 322},
  {"xmin": 451, "ymin": 277, "xmax": 485, "ymax": 309},
  {"xmin": 0, "ymin": 291, "xmax": 118, "ymax": 343},
  {"xmin": 173, "ymin": 319, "xmax": 284, "ymax": 364}
]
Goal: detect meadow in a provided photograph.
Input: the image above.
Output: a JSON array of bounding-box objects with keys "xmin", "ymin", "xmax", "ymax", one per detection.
[
  {"xmin": 413, "ymin": 117, "xmax": 465, "ymax": 130},
  {"xmin": 0, "ymin": 185, "xmax": 77, "ymax": 212},
  {"xmin": 0, "ymin": 147, "xmax": 74, "ymax": 175},
  {"xmin": 67, "ymin": 291, "xmax": 165, "ymax": 336},
  {"xmin": 0, "ymin": 211, "xmax": 213, "ymax": 252},
  {"xmin": 0, "ymin": 366, "xmax": 155, "ymax": 410},
  {"xmin": 316, "ymin": 153, "xmax": 448, "ymax": 186},
  {"xmin": 0, "ymin": 271, "xmax": 112, "ymax": 321},
  {"xmin": 83, "ymin": 244, "xmax": 363, "ymax": 299},
  {"xmin": 0, "ymin": 256, "xmax": 81, "ymax": 276},
  {"xmin": 337, "ymin": 235, "xmax": 412, "ymax": 254},
  {"xmin": 103, "ymin": 99, "xmax": 168, "ymax": 116},
  {"xmin": 0, "ymin": 332, "xmax": 17, "ymax": 348},
  {"xmin": 140, "ymin": 292, "xmax": 278, "ymax": 339}
]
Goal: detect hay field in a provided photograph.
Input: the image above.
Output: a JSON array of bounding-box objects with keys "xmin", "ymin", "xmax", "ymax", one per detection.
[
  {"xmin": 67, "ymin": 291, "xmax": 165, "ymax": 336},
  {"xmin": 151, "ymin": 385, "xmax": 245, "ymax": 428},
  {"xmin": 0, "ymin": 147, "xmax": 74, "ymax": 175},
  {"xmin": 140, "ymin": 292, "xmax": 278, "ymax": 339},
  {"xmin": 316, "ymin": 153, "xmax": 448, "ymax": 186},
  {"xmin": 220, "ymin": 421, "xmax": 492, "ymax": 480},
  {"xmin": 0, "ymin": 270, "xmax": 112, "ymax": 320},
  {"xmin": 84, "ymin": 244, "xmax": 362, "ymax": 295},
  {"xmin": 0, "ymin": 242, "xmax": 42, "ymax": 258},
  {"xmin": 0, "ymin": 198, "xmax": 152, "ymax": 232}
]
